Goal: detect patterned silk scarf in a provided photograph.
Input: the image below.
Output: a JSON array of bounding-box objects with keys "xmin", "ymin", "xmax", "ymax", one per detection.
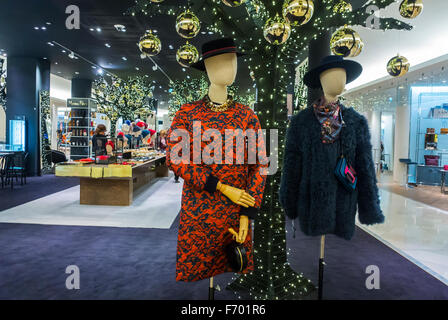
[{"xmin": 312, "ymin": 97, "xmax": 343, "ymax": 144}]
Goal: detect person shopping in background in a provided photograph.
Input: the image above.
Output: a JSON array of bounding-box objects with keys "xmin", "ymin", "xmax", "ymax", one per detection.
[
  {"xmin": 92, "ymin": 124, "xmax": 108, "ymax": 156},
  {"xmin": 158, "ymin": 130, "xmax": 168, "ymax": 152}
]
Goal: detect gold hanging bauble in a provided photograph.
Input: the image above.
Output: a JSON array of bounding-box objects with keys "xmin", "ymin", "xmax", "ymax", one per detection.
[
  {"xmin": 150, "ymin": 0, "xmax": 164, "ymax": 2},
  {"xmin": 222, "ymin": 0, "xmax": 246, "ymax": 7},
  {"xmin": 138, "ymin": 31, "xmax": 161, "ymax": 57},
  {"xmin": 282, "ymin": 0, "xmax": 314, "ymax": 26},
  {"xmin": 399, "ymin": 0, "xmax": 423, "ymax": 19},
  {"xmin": 387, "ymin": 55, "xmax": 410, "ymax": 77},
  {"xmin": 333, "ymin": 0, "xmax": 352, "ymax": 13},
  {"xmin": 176, "ymin": 42, "xmax": 199, "ymax": 67},
  {"xmin": 263, "ymin": 14, "xmax": 291, "ymax": 45},
  {"xmin": 175, "ymin": 10, "xmax": 201, "ymax": 39},
  {"xmin": 330, "ymin": 26, "xmax": 364, "ymax": 57}
]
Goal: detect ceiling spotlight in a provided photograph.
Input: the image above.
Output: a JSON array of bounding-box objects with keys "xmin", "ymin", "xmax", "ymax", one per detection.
[
  {"xmin": 169, "ymin": 45, "xmax": 174, "ymax": 49},
  {"xmin": 122, "ymin": 57, "xmax": 127, "ymax": 61},
  {"xmin": 47, "ymin": 42, "xmax": 54, "ymax": 46},
  {"xmin": 208, "ymin": 31, "xmax": 213, "ymax": 34},
  {"xmin": 34, "ymin": 26, "xmax": 39, "ymax": 30},
  {"xmin": 135, "ymin": 67, "xmax": 140, "ymax": 71},
  {"xmin": 97, "ymin": 68, "xmax": 104, "ymax": 75},
  {"xmin": 41, "ymin": 26, "xmax": 47, "ymax": 30},
  {"xmin": 46, "ymin": 22, "xmax": 52, "ymax": 25},
  {"xmin": 152, "ymin": 65, "xmax": 158, "ymax": 71},
  {"xmin": 68, "ymin": 52, "xmax": 75, "ymax": 59},
  {"xmin": 55, "ymin": 62, "xmax": 58, "ymax": 65},
  {"xmin": 105, "ymin": 43, "xmax": 111, "ymax": 48},
  {"xmin": 96, "ymin": 28, "xmax": 102, "ymax": 32},
  {"xmin": 114, "ymin": 24, "xmax": 126, "ymax": 32},
  {"xmin": 75, "ymin": 72, "xmax": 80, "ymax": 75},
  {"xmin": 91, "ymin": 66, "xmax": 97, "ymax": 69},
  {"xmin": 182, "ymin": 68, "xmax": 186, "ymax": 72},
  {"xmin": 62, "ymin": 50, "xmax": 66, "ymax": 53},
  {"xmin": 89, "ymin": 28, "xmax": 94, "ymax": 31},
  {"xmin": 153, "ymin": 30, "xmax": 158, "ymax": 33}
]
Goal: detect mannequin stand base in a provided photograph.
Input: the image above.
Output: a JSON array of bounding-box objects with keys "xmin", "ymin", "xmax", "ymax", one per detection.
[{"xmin": 318, "ymin": 258, "xmax": 324, "ymax": 300}]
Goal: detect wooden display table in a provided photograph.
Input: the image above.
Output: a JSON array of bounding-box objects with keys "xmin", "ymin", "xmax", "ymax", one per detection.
[{"xmin": 56, "ymin": 156, "xmax": 168, "ymax": 206}]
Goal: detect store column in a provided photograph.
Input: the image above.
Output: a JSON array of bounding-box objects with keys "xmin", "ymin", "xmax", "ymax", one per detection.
[
  {"xmin": 365, "ymin": 110, "xmax": 382, "ymax": 173},
  {"xmin": 6, "ymin": 57, "xmax": 50, "ymax": 176},
  {"xmin": 71, "ymin": 78, "xmax": 92, "ymax": 98},
  {"xmin": 393, "ymin": 105, "xmax": 410, "ymax": 184}
]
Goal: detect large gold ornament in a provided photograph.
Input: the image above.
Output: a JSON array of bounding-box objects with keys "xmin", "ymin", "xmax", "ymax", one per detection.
[
  {"xmin": 263, "ymin": 14, "xmax": 291, "ymax": 45},
  {"xmin": 399, "ymin": 0, "xmax": 423, "ymax": 19},
  {"xmin": 222, "ymin": 0, "xmax": 246, "ymax": 7},
  {"xmin": 138, "ymin": 31, "xmax": 161, "ymax": 57},
  {"xmin": 176, "ymin": 42, "xmax": 199, "ymax": 67},
  {"xmin": 175, "ymin": 10, "xmax": 201, "ymax": 39},
  {"xmin": 282, "ymin": 0, "xmax": 314, "ymax": 26},
  {"xmin": 387, "ymin": 55, "xmax": 410, "ymax": 77},
  {"xmin": 330, "ymin": 26, "xmax": 364, "ymax": 57},
  {"xmin": 333, "ymin": 0, "xmax": 352, "ymax": 13}
]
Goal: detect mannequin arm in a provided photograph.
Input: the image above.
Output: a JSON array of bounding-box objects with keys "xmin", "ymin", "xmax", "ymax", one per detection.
[
  {"xmin": 279, "ymin": 116, "xmax": 301, "ymax": 219},
  {"xmin": 228, "ymin": 215, "xmax": 249, "ymax": 244},
  {"xmin": 355, "ymin": 116, "xmax": 385, "ymax": 225},
  {"xmin": 239, "ymin": 111, "xmax": 268, "ymax": 220},
  {"xmin": 166, "ymin": 107, "xmax": 218, "ymax": 192},
  {"xmin": 217, "ymin": 181, "xmax": 255, "ymax": 208}
]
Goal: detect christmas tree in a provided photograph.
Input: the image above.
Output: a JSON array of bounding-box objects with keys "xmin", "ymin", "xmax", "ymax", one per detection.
[{"xmin": 127, "ymin": 0, "xmax": 412, "ymax": 299}]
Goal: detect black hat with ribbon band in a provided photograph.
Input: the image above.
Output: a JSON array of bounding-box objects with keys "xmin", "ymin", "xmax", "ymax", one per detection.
[
  {"xmin": 190, "ymin": 37, "xmax": 245, "ymax": 71},
  {"xmin": 303, "ymin": 55, "xmax": 363, "ymax": 89}
]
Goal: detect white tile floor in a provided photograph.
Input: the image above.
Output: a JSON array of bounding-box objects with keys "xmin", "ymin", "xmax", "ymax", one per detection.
[
  {"xmin": 0, "ymin": 175, "xmax": 183, "ymax": 229},
  {"xmin": 358, "ymin": 189, "xmax": 448, "ymax": 285}
]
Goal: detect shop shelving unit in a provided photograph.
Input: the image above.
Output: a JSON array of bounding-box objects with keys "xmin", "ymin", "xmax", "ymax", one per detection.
[{"xmin": 67, "ymin": 98, "xmax": 97, "ymax": 160}]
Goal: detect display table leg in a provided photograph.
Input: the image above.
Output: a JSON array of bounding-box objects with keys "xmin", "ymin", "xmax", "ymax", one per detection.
[
  {"xmin": 80, "ymin": 178, "xmax": 133, "ymax": 206},
  {"xmin": 156, "ymin": 164, "xmax": 169, "ymax": 178}
]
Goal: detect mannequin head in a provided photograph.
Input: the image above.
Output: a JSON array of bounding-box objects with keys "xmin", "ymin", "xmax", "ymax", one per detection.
[
  {"xmin": 204, "ymin": 53, "xmax": 237, "ymax": 87},
  {"xmin": 319, "ymin": 68, "xmax": 347, "ymax": 102}
]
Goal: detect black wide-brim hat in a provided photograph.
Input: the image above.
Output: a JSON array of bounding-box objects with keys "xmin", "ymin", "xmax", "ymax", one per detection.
[
  {"xmin": 303, "ymin": 55, "xmax": 363, "ymax": 89},
  {"xmin": 190, "ymin": 37, "xmax": 245, "ymax": 71}
]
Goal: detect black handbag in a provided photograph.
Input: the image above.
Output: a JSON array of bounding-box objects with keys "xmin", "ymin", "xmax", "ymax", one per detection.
[{"xmin": 225, "ymin": 241, "xmax": 248, "ymax": 272}]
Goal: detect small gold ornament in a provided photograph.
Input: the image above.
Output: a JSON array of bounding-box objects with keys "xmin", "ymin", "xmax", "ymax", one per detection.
[
  {"xmin": 330, "ymin": 26, "xmax": 364, "ymax": 57},
  {"xmin": 399, "ymin": 0, "xmax": 423, "ymax": 19},
  {"xmin": 263, "ymin": 14, "xmax": 291, "ymax": 45},
  {"xmin": 222, "ymin": 0, "xmax": 246, "ymax": 7},
  {"xmin": 282, "ymin": 0, "xmax": 314, "ymax": 26},
  {"xmin": 333, "ymin": 0, "xmax": 352, "ymax": 13},
  {"xmin": 150, "ymin": 0, "xmax": 164, "ymax": 2},
  {"xmin": 204, "ymin": 95, "xmax": 234, "ymax": 112},
  {"xmin": 138, "ymin": 31, "xmax": 161, "ymax": 57},
  {"xmin": 176, "ymin": 42, "xmax": 199, "ymax": 67},
  {"xmin": 175, "ymin": 10, "xmax": 201, "ymax": 39},
  {"xmin": 387, "ymin": 55, "xmax": 410, "ymax": 77}
]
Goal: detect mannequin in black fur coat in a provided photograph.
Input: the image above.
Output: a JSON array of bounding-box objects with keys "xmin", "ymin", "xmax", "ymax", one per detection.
[{"xmin": 279, "ymin": 56, "xmax": 384, "ymax": 240}]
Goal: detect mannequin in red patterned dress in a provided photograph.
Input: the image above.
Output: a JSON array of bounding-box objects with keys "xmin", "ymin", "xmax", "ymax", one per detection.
[{"xmin": 167, "ymin": 38, "xmax": 267, "ymax": 287}]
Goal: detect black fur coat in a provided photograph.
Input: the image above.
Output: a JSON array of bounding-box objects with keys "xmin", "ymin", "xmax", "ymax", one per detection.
[{"xmin": 279, "ymin": 105, "xmax": 384, "ymax": 240}]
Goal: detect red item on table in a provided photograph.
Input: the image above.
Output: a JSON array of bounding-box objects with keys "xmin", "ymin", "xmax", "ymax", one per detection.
[{"xmin": 444, "ymin": 165, "xmax": 448, "ymax": 171}]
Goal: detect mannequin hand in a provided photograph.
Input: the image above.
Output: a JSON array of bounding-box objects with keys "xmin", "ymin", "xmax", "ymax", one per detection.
[
  {"xmin": 228, "ymin": 215, "xmax": 249, "ymax": 244},
  {"xmin": 217, "ymin": 182, "xmax": 255, "ymax": 208}
]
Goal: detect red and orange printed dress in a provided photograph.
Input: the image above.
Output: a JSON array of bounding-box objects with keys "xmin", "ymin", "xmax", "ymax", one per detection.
[{"xmin": 166, "ymin": 97, "xmax": 267, "ymax": 282}]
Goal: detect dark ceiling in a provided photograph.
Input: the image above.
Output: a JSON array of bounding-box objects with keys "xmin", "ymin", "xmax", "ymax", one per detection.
[{"xmin": 0, "ymin": 0, "xmax": 369, "ymax": 103}]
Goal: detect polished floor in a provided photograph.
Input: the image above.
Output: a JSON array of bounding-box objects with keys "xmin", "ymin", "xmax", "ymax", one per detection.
[
  {"xmin": 0, "ymin": 175, "xmax": 182, "ymax": 229},
  {"xmin": 360, "ymin": 174, "xmax": 448, "ymax": 285}
]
